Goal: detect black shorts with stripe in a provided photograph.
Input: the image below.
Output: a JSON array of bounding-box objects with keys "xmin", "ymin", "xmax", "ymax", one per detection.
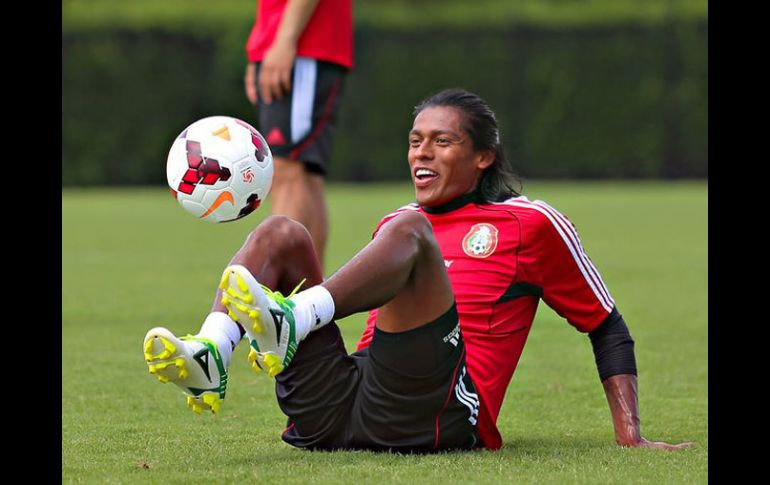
[
  {"xmin": 275, "ymin": 303, "xmax": 479, "ymax": 452},
  {"xmin": 252, "ymin": 58, "xmax": 346, "ymax": 176}
]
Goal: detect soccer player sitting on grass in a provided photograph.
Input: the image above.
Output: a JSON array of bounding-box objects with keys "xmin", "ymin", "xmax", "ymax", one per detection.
[{"xmin": 143, "ymin": 89, "xmax": 693, "ymax": 452}]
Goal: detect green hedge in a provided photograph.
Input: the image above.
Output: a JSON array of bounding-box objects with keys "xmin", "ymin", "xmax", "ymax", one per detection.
[{"xmin": 62, "ymin": 22, "xmax": 707, "ymax": 185}]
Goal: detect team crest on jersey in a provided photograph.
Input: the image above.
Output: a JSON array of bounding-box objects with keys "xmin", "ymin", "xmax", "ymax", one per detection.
[{"xmin": 462, "ymin": 223, "xmax": 499, "ymax": 258}]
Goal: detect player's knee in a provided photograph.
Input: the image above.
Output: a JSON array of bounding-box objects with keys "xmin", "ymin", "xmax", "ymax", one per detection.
[
  {"xmin": 246, "ymin": 215, "xmax": 313, "ymax": 254},
  {"xmin": 385, "ymin": 211, "xmax": 435, "ymax": 245}
]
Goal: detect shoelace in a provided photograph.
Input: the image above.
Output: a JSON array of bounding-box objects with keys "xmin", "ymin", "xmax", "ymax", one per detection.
[{"xmin": 258, "ymin": 278, "xmax": 306, "ymax": 309}]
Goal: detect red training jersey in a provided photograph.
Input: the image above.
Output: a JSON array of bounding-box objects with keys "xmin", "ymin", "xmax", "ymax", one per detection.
[
  {"xmin": 356, "ymin": 195, "xmax": 614, "ymax": 450},
  {"xmin": 246, "ymin": 0, "xmax": 354, "ymax": 69}
]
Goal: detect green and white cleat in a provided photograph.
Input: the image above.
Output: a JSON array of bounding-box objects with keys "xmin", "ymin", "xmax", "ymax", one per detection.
[
  {"xmin": 143, "ymin": 327, "xmax": 228, "ymax": 414},
  {"xmin": 218, "ymin": 264, "xmax": 300, "ymax": 378}
]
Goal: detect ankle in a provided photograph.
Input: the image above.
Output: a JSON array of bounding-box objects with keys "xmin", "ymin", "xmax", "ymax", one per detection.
[
  {"xmin": 291, "ymin": 285, "xmax": 335, "ymax": 340},
  {"xmin": 198, "ymin": 312, "xmax": 242, "ymax": 367}
]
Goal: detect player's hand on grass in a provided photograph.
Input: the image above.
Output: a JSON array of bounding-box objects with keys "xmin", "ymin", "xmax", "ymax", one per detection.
[
  {"xmin": 621, "ymin": 437, "xmax": 694, "ymax": 450},
  {"xmin": 259, "ymin": 40, "xmax": 297, "ymax": 105}
]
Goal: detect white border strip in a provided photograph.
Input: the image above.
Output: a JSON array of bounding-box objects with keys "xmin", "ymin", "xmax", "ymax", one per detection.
[{"xmin": 290, "ymin": 57, "xmax": 317, "ymax": 143}]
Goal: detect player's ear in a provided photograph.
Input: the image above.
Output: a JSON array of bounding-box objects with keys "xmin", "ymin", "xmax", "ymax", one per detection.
[{"xmin": 476, "ymin": 150, "xmax": 495, "ymax": 170}]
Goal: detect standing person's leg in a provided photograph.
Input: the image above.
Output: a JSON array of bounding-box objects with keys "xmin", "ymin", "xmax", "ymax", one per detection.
[{"xmin": 270, "ymin": 158, "xmax": 328, "ymax": 264}]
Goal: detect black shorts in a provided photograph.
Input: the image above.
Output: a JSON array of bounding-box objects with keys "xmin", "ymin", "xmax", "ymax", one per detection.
[
  {"xmin": 275, "ymin": 303, "xmax": 479, "ymax": 453},
  {"xmin": 252, "ymin": 58, "xmax": 346, "ymax": 176}
]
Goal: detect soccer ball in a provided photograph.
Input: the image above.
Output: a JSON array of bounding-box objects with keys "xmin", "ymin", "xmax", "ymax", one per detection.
[{"xmin": 166, "ymin": 116, "xmax": 273, "ymax": 223}]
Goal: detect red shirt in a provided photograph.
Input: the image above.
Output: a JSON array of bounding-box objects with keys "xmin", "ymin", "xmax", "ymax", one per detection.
[
  {"xmin": 246, "ymin": 0, "xmax": 353, "ymax": 69},
  {"xmin": 356, "ymin": 194, "xmax": 614, "ymax": 449}
]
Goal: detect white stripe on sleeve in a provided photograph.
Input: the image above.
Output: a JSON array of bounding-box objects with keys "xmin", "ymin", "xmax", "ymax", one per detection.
[
  {"xmin": 497, "ymin": 197, "xmax": 614, "ymax": 313},
  {"xmin": 533, "ymin": 200, "xmax": 615, "ymax": 309}
]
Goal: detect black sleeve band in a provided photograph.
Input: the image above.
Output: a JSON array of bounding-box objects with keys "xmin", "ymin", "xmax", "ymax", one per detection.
[{"xmin": 588, "ymin": 308, "xmax": 637, "ymax": 381}]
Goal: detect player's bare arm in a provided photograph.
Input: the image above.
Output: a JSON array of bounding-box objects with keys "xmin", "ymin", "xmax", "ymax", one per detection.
[
  {"xmin": 587, "ymin": 308, "xmax": 693, "ymax": 449},
  {"xmin": 603, "ymin": 374, "xmax": 694, "ymax": 450}
]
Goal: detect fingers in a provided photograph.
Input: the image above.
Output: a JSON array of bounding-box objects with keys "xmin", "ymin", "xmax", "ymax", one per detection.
[
  {"xmin": 245, "ymin": 63, "xmax": 258, "ymax": 105},
  {"xmin": 644, "ymin": 440, "xmax": 695, "ymax": 451},
  {"xmin": 246, "ymin": 83, "xmax": 258, "ymax": 106},
  {"xmin": 667, "ymin": 441, "xmax": 695, "ymax": 450},
  {"xmin": 279, "ymin": 66, "xmax": 292, "ymax": 95},
  {"xmin": 258, "ymin": 65, "xmax": 292, "ymax": 105}
]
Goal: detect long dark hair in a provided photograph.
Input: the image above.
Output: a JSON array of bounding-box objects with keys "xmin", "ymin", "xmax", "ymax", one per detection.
[{"xmin": 413, "ymin": 88, "xmax": 521, "ymax": 201}]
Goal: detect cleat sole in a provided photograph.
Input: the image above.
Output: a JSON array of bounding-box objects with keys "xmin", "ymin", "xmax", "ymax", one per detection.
[
  {"xmin": 185, "ymin": 393, "xmax": 222, "ymax": 415},
  {"xmin": 262, "ymin": 353, "xmax": 284, "ymax": 377},
  {"xmin": 235, "ymin": 274, "xmax": 249, "ymax": 293},
  {"xmin": 220, "ymin": 264, "xmax": 295, "ymax": 379},
  {"xmin": 144, "ymin": 328, "xmax": 227, "ymax": 413}
]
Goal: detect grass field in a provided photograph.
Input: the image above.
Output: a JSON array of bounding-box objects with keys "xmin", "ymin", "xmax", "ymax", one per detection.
[{"xmin": 62, "ymin": 181, "xmax": 707, "ymax": 483}]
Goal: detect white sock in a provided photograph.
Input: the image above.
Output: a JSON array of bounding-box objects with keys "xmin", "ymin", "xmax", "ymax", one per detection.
[
  {"xmin": 197, "ymin": 311, "xmax": 242, "ymax": 368},
  {"xmin": 291, "ymin": 285, "xmax": 335, "ymax": 341}
]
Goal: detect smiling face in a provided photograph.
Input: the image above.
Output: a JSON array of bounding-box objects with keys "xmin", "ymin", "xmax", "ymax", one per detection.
[{"xmin": 408, "ymin": 106, "xmax": 494, "ymax": 207}]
